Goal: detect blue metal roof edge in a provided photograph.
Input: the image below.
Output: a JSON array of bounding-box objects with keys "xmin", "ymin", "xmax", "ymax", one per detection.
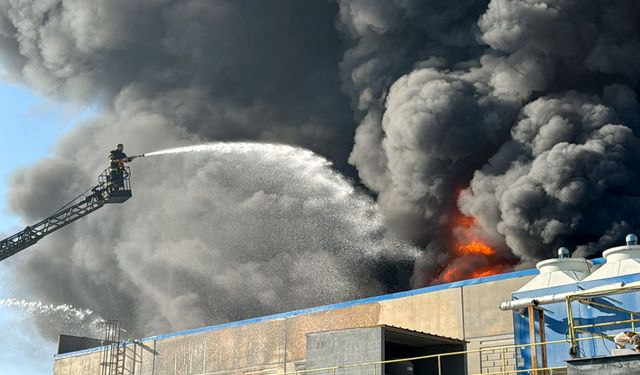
[
  {"xmin": 591, "ymin": 257, "xmax": 605, "ymax": 265},
  {"xmin": 54, "ymin": 342, "xmax": 131, "ymax": 360},
  {"xmin": 55, "ymin": 266, "xmax": 541, "ymax": 360}
]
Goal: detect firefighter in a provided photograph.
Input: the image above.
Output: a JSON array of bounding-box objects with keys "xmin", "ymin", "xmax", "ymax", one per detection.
[{"xmin": 108, "ymin": 144, "xmax": 131, "ymax": 190}]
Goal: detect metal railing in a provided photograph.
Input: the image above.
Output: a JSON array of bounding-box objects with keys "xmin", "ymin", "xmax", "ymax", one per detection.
[
  {"xmin": 276, "ymin": 339, "xmax": 570, "ymax": 375},
  {"xmin": 565, "ymin": 283, "xmax": 640, "ymax": 357},
  {"xmin": 185, "ymin": 338, "xmax": 577, "ymax": 375}
]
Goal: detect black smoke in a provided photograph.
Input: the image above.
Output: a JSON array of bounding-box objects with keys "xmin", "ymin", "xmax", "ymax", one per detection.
[{"xmin": 338, "ymin": 0, "xmax": 640, "ymax": 284}]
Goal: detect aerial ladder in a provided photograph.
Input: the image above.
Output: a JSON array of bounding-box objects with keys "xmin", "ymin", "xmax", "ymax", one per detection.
[{"xmin": 0, "ymin": 156, "xmax": 143, "ymax": 262}]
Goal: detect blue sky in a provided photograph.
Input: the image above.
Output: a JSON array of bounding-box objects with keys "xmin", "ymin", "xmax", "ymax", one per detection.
[{"xmin": 0, "ymin": 81, "xmax": 93, "ymax": 374}]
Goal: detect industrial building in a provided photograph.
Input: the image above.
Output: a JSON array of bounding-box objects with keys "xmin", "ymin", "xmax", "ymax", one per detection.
[{"xmin": 53, "ymin": 236, "xmax": 640, "ymax": 375}]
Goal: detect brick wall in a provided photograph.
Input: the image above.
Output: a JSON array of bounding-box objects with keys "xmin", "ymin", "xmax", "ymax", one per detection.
[{"xmin": 478, "ymin": 335, "xmax": 516, "ymax": 374}]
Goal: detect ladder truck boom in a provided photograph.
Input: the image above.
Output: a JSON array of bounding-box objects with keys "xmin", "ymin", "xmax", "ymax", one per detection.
[{"xmin": 0, "ymin": 166, "xmax": 135, "ymax": 262}]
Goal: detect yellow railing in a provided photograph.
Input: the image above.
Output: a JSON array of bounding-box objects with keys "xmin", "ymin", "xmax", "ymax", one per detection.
[
  {"xmin": 566, "ymin": 289, "xmax": 640, "ymax": 355},
  {"xmin": 272, "ymin": 339, "xmax": 574, "ymax": 375},
  {"xmin": 187, "ymin": 338, "xmax": 571, "ymax": 375},
  {"xmin": 187, "ymin": 320, "xmax": 640, "ymax": 375}
]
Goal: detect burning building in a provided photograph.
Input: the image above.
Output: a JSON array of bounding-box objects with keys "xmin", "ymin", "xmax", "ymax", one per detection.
[
  {"xmin": 53, "ymin": 235, "xmax": 640, "ymax": 375},
  {"xmin": 1, "ymin": 1, "xmax": 640, "ymax": 373}
]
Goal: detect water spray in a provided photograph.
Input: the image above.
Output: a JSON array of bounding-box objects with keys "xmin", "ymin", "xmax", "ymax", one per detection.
[{"xmin": 0, "ymin": 298, "xmax": 107, "ymax": 338}]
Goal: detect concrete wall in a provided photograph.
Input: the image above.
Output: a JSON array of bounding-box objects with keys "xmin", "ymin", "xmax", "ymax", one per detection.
[
  {"xmin": 462, "ymin": 276, "xmax": 532, "ymax": 374},
  {"xmin": 53, "ymin": 273, "xmax": 535, "ymax": 375},
  {"xmin": 379, "ymin": 287, "xmax": 464, "ymax": 338},
  {"xmin": 286, "ymin": 304, "xmax": 380, "ymax": 362},
  {"xmin": 307, "ymin": 327, "xmax": 383, "ymax": 375},
  {"xmin": 54, "ymin": 350, "xmax": 103, "ymax": 375},
  {"xmin": 462, "ymin": 277, "xmax": 530, "ymax": 338}
]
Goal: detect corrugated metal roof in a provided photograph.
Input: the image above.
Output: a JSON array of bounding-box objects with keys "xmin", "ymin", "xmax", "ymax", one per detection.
[{"xmin": 381, "ymin": 324, "xmax": 467, "ymax": 344}]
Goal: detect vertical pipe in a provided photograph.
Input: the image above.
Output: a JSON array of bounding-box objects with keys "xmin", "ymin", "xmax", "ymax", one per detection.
[
  {"xmin": 528, "ymin": 305, "xmax": 538, "ymax": 373},
  {"xmin": 141, "ymin": 342, "xmax": 145, "ymax": 375},
  {"xmin": 151, "ymin": 340, "xmax": 156, "ymax": 375},
  {"xmin": 283, "ymin": 318, "xmax": 288, "ymax": 375},
  {"xmin": 138, "ymin": 342, "xmax": 143, "ymax": 375},
  {"xmin": 538, "ymin": 309, "xmax": 548, "ymax": 375},
  {"xmin": 631, "ymin": 313, "xmax": 636, "ymax": 333},
  {"xmin": 131, "ymin": 344, "xmax": 137, "ymax": 375},
  {"xmin": 437, "ymin": 355, "xmax": 442, "ymax": 375},
  {"xmin": 566, "ymin": 297, "xmax": 577, "ymax": 358}
]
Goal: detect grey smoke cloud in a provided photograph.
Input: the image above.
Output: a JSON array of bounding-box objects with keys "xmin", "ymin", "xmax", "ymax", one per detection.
[
  {"xmin": 376, "ymin": 67, "xmax": 517, "ymax": 243},
  {"xmin": 7, "ymin": 112, "xmax": 417, "ymax": 338},
  {"xmin": 2, "ymin": 0, "xmax": 640, "ymax": 340}
]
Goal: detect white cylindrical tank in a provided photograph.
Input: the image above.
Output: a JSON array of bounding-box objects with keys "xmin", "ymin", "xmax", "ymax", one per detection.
[
  {"xmin": 517, "ymin": 250, "xmax": 592, "ymax": 292},
  {"xmin": 583, "ymin": 235, "xmax": 640, "ymax": 281}
]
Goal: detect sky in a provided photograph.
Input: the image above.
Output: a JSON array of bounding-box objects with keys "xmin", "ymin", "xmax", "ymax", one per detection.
[{"xmin": 0, "ymin": 81, "xmax": 92, "ymax": 374}]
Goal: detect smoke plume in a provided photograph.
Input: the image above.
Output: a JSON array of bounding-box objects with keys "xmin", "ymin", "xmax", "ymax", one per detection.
[
  {"xmin": 338, "ymin": 0, "xmax": 640, "ymax": 284},
  {"xmin": 2, "ymin": 0, "xmax": 640, "ymax": 339}
]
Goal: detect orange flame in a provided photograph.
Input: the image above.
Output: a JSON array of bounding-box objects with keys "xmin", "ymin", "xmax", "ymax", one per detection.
[
  {"xmin": 471, "ymin": 266, "xmax": 509, "ymax": 278},
  {"xmin": 458, "ymin": 241, "xmax": 495, "ymax": 256},
  {"xmin": 431, "ymin": 208, "xmax": 511, "ymax": 284},
  {"xmin": 452, "ymin": 214, "xmax": 495, "ymax": 256}
]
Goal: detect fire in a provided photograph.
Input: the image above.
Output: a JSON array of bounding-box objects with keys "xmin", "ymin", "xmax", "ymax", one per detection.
[
  {"xmin": 430, "ymin": 206, "xmax": 514, "ymax": 284},
  {"xmin": 451, "ymin": 213, "xmax": 495, "ymax": 257},
  {"xmin": 469, "ymin": 264, "xmax": 512, "ymax": 278},
  {"xmin": 433, "ymin": 257, "xmax": 510, "ymax": 284},
  {"xmin": 458, "ymin": 241, "xmax": 494, "ymax": 256}
]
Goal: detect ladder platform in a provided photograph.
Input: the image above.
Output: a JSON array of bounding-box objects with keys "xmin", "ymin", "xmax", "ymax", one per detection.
[{"xmin": 107, "ymin": 190, "xmax": 132, "ymax": 204}]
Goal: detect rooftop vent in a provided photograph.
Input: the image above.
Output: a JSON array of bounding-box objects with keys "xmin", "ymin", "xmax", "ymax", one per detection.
[{"xmin": 558, "ymin": 247, "xmax": 570, "ymax": 258}]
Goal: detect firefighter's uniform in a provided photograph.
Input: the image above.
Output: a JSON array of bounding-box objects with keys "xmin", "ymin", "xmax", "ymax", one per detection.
[{"xmin": 108, "ymin": 149, "xmax": 129, "ymax": 189}]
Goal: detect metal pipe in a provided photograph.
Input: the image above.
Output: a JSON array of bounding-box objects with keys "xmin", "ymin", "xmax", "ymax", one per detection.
[
  {"xmin": 538, "ymin": 309, "xmax": 548, "ymax": 373},
  {"xmin": 566, "ymin": 296, "xmax": 577, "ymax": 357},
  {"xmin": 151, "ymin": 340, "xmax": 156, "ymax": 375},
  {"xmin": 574, "ymin": 297, "xmax": 639, "ymax": 315},
  {"xmin": 500, "ymin": 282, "xmax": 631, "ymax": 310},
  {"xmin": 573, "ymin": 318, "xmax": 640, "ymax": 330},
  {"xmin": 528, "ymin": 305, "xmax": 538, "ymax": 371}
]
